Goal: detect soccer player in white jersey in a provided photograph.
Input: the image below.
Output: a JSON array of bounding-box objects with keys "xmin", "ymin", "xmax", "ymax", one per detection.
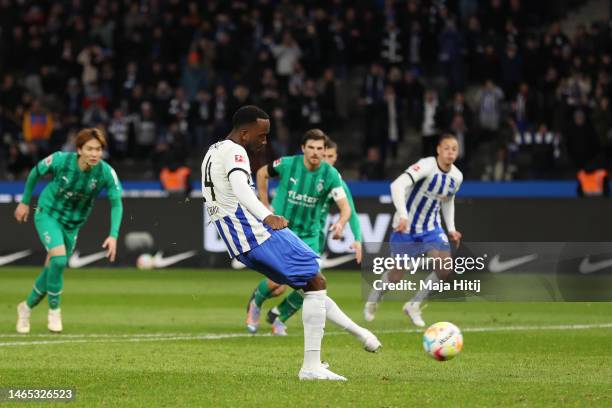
[
  {"xmin": 364, "ymin": 133, "xmax": 463, "ymax": 326},
  {"xmin": 202, "ymin": 105, "xmax": 381, "ymax": 381}
]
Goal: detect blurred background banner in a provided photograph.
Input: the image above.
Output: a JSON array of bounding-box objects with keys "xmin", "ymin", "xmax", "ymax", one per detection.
[{"xmin": 2, "ymin": 196, "xmax": 612, "ymax": 268}]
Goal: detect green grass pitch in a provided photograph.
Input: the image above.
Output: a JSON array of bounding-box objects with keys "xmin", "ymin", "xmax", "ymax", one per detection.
[{"xmin": 1, "ymin": 267, "xmax": 611, "ymax": 407}]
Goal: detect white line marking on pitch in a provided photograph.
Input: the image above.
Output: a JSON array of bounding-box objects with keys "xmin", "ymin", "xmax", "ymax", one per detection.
[{"xmin": 0, "ymin": 323, "xmax": 611, "ymax": 347}]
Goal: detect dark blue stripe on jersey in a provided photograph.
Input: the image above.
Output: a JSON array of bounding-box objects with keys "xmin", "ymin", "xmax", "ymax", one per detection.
[
  {"xmin": 428, "ymin": 175, "xmax": 439, "ymax": 192},
  {"xmin": 423, "ymin": 199, "xmax": 437, "ymax": 231},
  {"xmin": 223, "ymin": 216, "xmax": 244, "ymax": 254},
  {"xmin": 449, "ymin": 177, "xmax": 455, "ymax": 193},
  {"xmin": 434, "ymin": 205, "xmax": 441, "ymax": 228},
  {"xmin": 410, "ymin": 175, "xmax": 439, "ymax": 233},
  {"xmin": 437, "ymin": 174, "xmax": 447, "ymax": 195},
  {"xmin": 235, "ymin": 204, "xmax": 258, "ymax": 249},
  {"xmin": 215, "ymin": 220, "xmax": 235, "ymax": 257},
  {"xmin": 410, "ymin": 197, "xmax": 428, "ymax": 234},
  {"xmin": 405, "ymin": 179, "xmax": 425, "ymax": 215},
  {"xmin": 433, "ymin": 176, "xmax": 448, "ymax": 229}
]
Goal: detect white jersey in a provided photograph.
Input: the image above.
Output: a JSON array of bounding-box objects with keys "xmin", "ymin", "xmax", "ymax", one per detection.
[
  {"xmin": 202, "ymin": 140, "xmax": 271, "ymax": 257},
  {"xmin": 392, "ymin": 156, "xmax": 463, "ymax": 234}
]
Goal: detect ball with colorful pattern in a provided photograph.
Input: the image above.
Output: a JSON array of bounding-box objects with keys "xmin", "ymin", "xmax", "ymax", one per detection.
[{"xmin": 423, "ymin": 321, "xmax": 463, "ymax": 361}]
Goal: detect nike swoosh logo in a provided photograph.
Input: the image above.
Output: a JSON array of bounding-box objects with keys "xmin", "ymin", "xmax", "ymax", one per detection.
[
  {"xmin": 153, "ymin": 251, "xmax": 197, "ymax": 268},
  {"xmin": 579, "ymin": 257, "xmax": 612, "ymax": 274},
  {"xmin": 231, "ymin": 258, "xmax": 247, "ymax": 269},
  {"xmin": 69, "ymin": 251, "xmax": 107, "ymax": 268},
  {"xmin": 0, "ymin": 250, "xmax": 33, "ymax": 266},
  {"xmin": 320, "ymin": 253, "xmax": 356, "ymax": 269},
  {"xmin": 489, "ymin": 254, "xmax": 538, "ymax": 273}
]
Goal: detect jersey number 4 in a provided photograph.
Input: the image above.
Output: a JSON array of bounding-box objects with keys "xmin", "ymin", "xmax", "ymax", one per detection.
[{"xmin": 203, "ymin": 157, "xmax": 216, "ymax": 201}]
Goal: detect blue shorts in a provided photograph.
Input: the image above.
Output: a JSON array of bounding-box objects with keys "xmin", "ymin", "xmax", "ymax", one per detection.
[
  {"xmin": 390, "ymin": 227, "xmax": 450, "ymax": 256},
  {"xmin": 237, "ymin": 228, "xmax": 320, "ymax": 288}
]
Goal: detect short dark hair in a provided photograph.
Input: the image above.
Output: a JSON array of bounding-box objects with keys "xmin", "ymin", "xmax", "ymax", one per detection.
[
  {"xmin": 438, "ymin": 133, "xmax": 458, "ymax": 144},
  {"xmin": 76, "ymin": 128, "xmax": 107, "ymax": 149},
  {"xmin": 301, "ymin": 128, "xmax": 326, "ymax": 146},
  {"xmin": 232, "ymin": 105, "xmax": 269, "ymax": 130},
  {"xmin": 324, "ymin": 136, "xmax": 337, "ymax": 150}
]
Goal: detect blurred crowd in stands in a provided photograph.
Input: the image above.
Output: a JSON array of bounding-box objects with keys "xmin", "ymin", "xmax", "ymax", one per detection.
[{"xmin": 0, "ymin": 0, "xmax": 611, "ymax": 182}]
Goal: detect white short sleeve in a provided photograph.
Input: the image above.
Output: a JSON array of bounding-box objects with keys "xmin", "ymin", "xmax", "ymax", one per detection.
[{"xmin": 405, "ymin": 157, "xmax": 436, "ymax": 184}]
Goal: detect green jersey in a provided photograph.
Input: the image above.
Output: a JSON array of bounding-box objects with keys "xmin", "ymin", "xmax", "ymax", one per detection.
[
  {"xmin": 21, "ymin": 152, "xmax": 123, "ymax": 235},
  {"xmin": 269, "ymin": 155, "xmax": 345, "ymax": 238},
  {"xmin": 320, "ymin": 179, "xmax": 362, "ymax": 242}
]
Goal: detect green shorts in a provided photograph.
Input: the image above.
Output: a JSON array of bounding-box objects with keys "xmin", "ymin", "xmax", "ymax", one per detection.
[
  {"xmin": 318, "ymin": 231, "xmax": 327, "ymax": 255},
  {"xmin": 300, "ymin": 234, "xmax": 322, "ymax": 255},
  {"xmin": 34, "ymin": 210, "xmax": 79, "ymax": 256}
]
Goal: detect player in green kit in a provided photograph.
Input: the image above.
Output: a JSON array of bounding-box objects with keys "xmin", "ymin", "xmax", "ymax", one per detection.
[
  {"xmin": 262, "ymin": 136, "xmax": 364, "ymax": 334},
  {"xmin": 246, "ymin": 130, "xmax": 360, "ymax": 335},
  {"xmin": 14, "ymin": 128, "xmax": 123, "ymax": 334}
]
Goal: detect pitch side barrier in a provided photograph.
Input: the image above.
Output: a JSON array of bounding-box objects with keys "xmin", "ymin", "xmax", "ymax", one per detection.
[
  {"xmin": 1, "ymin": 197, "xmax": 611, "ymax": 273},
  {"xmin": 1, "ymin": 180, "xmax": 609, "ymax": 199}
]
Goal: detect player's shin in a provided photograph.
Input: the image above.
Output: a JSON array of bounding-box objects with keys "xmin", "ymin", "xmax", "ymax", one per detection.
[
  {"xmin": 326, "ymin": 296, "xmax": 381, "ymax": 351},
  {"xmin": 26, "ymin": 267, "xmax": 49, "ymax": 308},
  {"xmin": 409, "ymin": 271, "xmax": 439, "ymax": 304},
  {"xmin": 46, "ymin": 256, "xmax": 67, "ymax": 310},
  {"xmin": 277, "ymin": 290, "xmax": 303, "ymax": 322},
  {"xmin": 367, "ymin": 269, "xmax": 393, "ymax": 303},
  {"xmin": 252, "ymin": 279, "xmax": 274, "ymax": 307},
  {"xmin": 302, "ymin": 290, "xmax": 327, "ymax": 370}
]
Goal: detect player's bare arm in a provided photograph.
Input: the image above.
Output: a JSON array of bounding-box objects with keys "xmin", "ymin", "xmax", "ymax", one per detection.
[
  {"xmin": 102, "ymin": 237, "xmax": 117, "ymax": 262},
  {"xmin": 256, "ymin": 165, "xmax": 273, "ymax": 210},
  {"xmin": 14, "ymin": 203, "xmax": 30, "ymax": 223},
  {"xmin": 330, "ymin": 197, "xmax": 351, "ymax": 239},
  {"xmin": 390, "ymin": 173, "xmax": 413, "ymax": 232}
]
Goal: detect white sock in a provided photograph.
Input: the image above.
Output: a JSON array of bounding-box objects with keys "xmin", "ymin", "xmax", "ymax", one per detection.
[
  {"xmin": 367, "ymin": 270, "xmax": 391, "ymax": 303},
  {"xmin": 410, "ymin": 272, "xmax": 439, "ymax": 303},
  {"xmin": 325, "ymin": 296, "xmax": 367, "ymax": 340},
  {"xmin": 302, "ymin": 289, "xmax": 327, "ymax": 370}
]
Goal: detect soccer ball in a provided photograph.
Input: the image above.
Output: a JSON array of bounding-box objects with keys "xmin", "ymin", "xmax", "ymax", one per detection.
[
  {"xmin": 423, "ymin": 322, "xmax": 463, "ymax": 361},
  {"xmin": 136, "ymin": 253, "xmax": 155, "ymax": 270}
]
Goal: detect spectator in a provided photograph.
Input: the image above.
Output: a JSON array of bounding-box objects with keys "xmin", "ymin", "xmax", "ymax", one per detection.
[
  {"xmin": 108, "ymin": 108, "xmax": 130, "ymax": 159},
  {"xmin": 133, "ymin": 102, "xmax": 158, "ymax": 160},
  {"xmin": 188, "ymin": 90, "xmax": 212, "ymax": 150},
  {"xmin": 160, "ymin": 161, "xmax": 192, "ymax": 197},
  {"xmin": 267, "ymin": 31, "xmax": 302, "ymax": 88},
  {"xmin": 592, "ymin": 97, "xmax": 612, "ymax": 161},
  {"xmin": 22, "ymin": 99, "xmax": 54, "ymax": 155},
  {"xmin": 383, "ymin": 85, "xmax": 403, "ymax": 161},
  {"xmin": 6, "ymin": 143, "xmax": 34, "ymax": 180},
  {"xmin": 360, "ymin": 147, "xmax": 384, "ymax": 180},
  {"xmin": 438, "ymin": 18, "xmax": 464, "ymax": 92},
  {"xmin": 210, "ymin": 84, "xmax": 230, "ymax": 141},
  {"xmin": 380, "ymin": 20, "xmax": 403, "ymax": 67},
  {"xmin": 318, "ymin": 68, "xmax": 339, "ymax": 132},
  {"xmin": 445, "ymin": 92, "xmax": 473, "ymax": 130},
  {"xmin": 477, "ymin": 79, "xmax": 504, "ymax": 144},
  {"xmin": 510, "ymin": 82, "xmax": 539, "ymax": 132},
  {"xmin": 360, "ymin": 62, "xmax": 385, "ymax": 151},
  {"xmin": 564, "ymin": 110, "xmax": 600, "ymax": 169},
  {"xmin": 299, "ymin": 79, "xmax": 323, "ymax": 132},
  {"xmin": 577, "ymin": 163, "xmax": 609, "ymax": 197},
  {"xmin": 417, "ymin": 89, "xmax": 442, "ymax": 157},
  {"xmin": 501, "ymin": 44, "xmax": 523, "ymax": 97}
]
